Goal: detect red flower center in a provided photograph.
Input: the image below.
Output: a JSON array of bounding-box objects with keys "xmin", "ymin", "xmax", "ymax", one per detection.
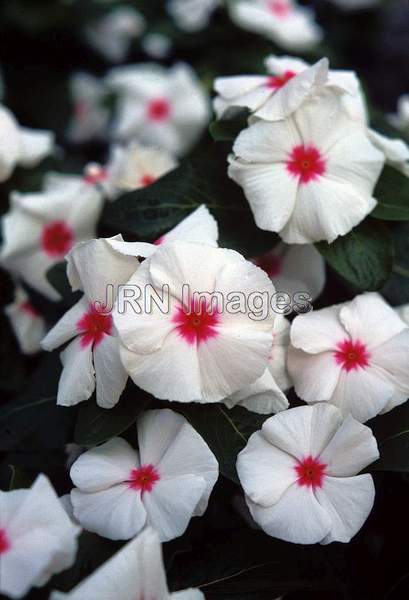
[
  {"xmin": 253, "ymin": 252, "xmax": 282, "ymax": 277},
  {"xmin": 334, "ymin": 339, "xmax": 371, "ymax": 372},
  {"xmin": 267, "ymin": 0, "xmax": 291, "ymax": 18},
  {"xmin": 171, "ymin": 298, "xmax": 221, "ymax": 345},
  {"xmin": 20, "ymin": 301, "xmax": 40, "ymax": 318},
  {"xmin": 147, "ymin": 98, "xmax": 171, "ymax": 122},
  {"xmin": 0, "ymin": 529, "xmax": 11, "ymax": 554},
  {"xmin": 41, "ymin": 221, "xmax": 74, "ymax": 257},
  {"xmin": 286, "ymin": 144, "xmax": 326, "ymax": 184},
  {"xmin": 153, "ymin": 234, "xmax": 165, "ymax": 245},
  {"xmin": 140, "ymin": 174, "xmax": 156, "ymax": 187},
  {"xmin": 128, "ymin": 464, "xmax": 160, "ymax": 493},
  {"xmin": 76, "ymin": 304, "xmax": 113, "ymax": 348},
  {"xmin": 74, "ymin": 101, "xmax": 88, "ymax": 119},
  {"xmin": 295, "ymin": 456, "xmax": 327, "ymax": 489},
  {"xmin": 84, "ymin": 165, "xmax": 108, "ymax": 185},
  {"xmin": 266, "ymin": 70, "xmax": 296, "ymax": 89}
]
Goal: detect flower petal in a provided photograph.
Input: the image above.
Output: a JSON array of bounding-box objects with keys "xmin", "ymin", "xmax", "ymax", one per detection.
[
  {"xmin": 57, "ymin": 338, "xmax": 95, "ymax": 407},
  {"xmin": 290, "ymin": 305, "xmax": 345, "ymax": 353},
  {"xmin": 287, "ymin": 347, "xmax": 341, "ymax": 403},
  {"xmin": 41, "ymin": 297, "xmax": 89, "ymax": 351},
  {"xmin": 93, "ymin": 335, "xmax": 128, "ymax": 409}
]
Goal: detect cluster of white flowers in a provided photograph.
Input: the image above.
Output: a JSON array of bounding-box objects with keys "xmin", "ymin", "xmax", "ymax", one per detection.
[{"xmin": 219, "ymin": 55, "xmax": 409, "ymax": 243}]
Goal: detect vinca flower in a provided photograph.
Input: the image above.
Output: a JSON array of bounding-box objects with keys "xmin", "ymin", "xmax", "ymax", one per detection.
[
  {"xmin": 67, "ymin": 73, "xmax": 110, "ymax": 144},
  {"xmin": 0, "ymin": 104, "xmax": 54, "ymax": 183},
  {"xmin": 388, "ymin": 95, "xmax": 409, "ymax": 137},
  {"xmin": 228, "ymin": 88, "xmax": 385, "ymax": 244},
  {"xmin": 114, "ymin": 240, "xmax": 276, "ymax": 403},
  {"xmin": 5, "ymin": 285, "xmax": 46, "ymax": 355},
  {"xmin": 168, "ymin": 0, "xmax": 222, "ymax": 32},
  {"xmin": 106, "ymin": 62, "xmax": 211, "ymax": 155},
  {"xmin": 70, "ymin": 409, "xmax": 219, "ymax": 541},
  {"xmin": 0, "ymin": 475, "xmax": 80, "ymax": 599},
  {"xmin": 228, "ymin": 0, "xmax": 322, "ymax": 51},
  {"xmin": 288, "ymin": 293, "xmax": 409, "ymax": 422},
  {"xmin": 50, "ymin": 527, "xmax": 204, "ymax": 600},
  {"xmin": 237, "ymin": 403, "xmax": 379, "ymax": 544}
]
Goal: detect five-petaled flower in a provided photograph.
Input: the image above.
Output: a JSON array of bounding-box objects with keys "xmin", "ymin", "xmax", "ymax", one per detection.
[
  {"xmin": 237, "ymin": 403, "xmax": 379, "ymax": 544},
  {"xmin": 70, "ymin": 409, "xmax": 219, "ymax": 541}
]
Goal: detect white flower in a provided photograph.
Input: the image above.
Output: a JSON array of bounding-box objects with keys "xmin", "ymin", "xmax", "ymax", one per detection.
[
  {"xmin": 85, "ymin": 6, "xmax": 146, "ymax": 63},
  {"xmin": 51, "ymin": 527, "xmax": 204, "ymax": 600},
  {"xmin": 70, "ymin": 409, "xmax": 219, "ymax": 541},
  {"xmin": 0, "ymin": 474, "xmax": 80, "ymax": 599},
  {"xmin": 141, "ymin": 33, "xmax": 172, "ymax": 59},
  {"xmin": 288, "ymin": 292, "xmax": 409, "ymax": 423},
  {"xmin": 396, "ymin": 303, "xmax": 409, "ymax": 326},
  {"xmin": 67, "ymin": 73, "xmax": 110, "ymax": 143},
  {"xmin": 388, "ymin": 95, "xmax": 409, "ymax": 136},
  {"xmin": 168, "ymin": 0, "xmax": 222, "ymax": 32},
  {"xmin": 228, "ymin": 88, "xmax": 385, "ymax": 244},
  {"xmin": 252, "ymin": 242, "xmax": 325, "ymax": 302},
  {"xmin": 106, "ymin": 63, "xmax": 211, "ymax": 155},
  {"xmin": 0, "ymin": 176, "xmax": 103, "ymax": 300},
  {"xmin": 91, "ymin": 140, "xmax": 178, "ymax": 200},
  {"xmin": 225, "ymin": 315, "xmax": 290, "ymax": 414},
  {"xmin": 114, "ymin": 240, "xmax": 276, "ymax": 403},
  {"xmin": 228, "ymin": 0, "xmax": 322, "ymax": 51},
  {"xmin": 5, "ymin": 285, "xmax": 46, "ymax": 354},
  {"xmin": 41, "ymin": 235, "xmax": 138, "ymax": 408},
  {"xmin": 237, "ymin": 403, "xmax": 379, "ymax": 544},
  {"xmin": 0, "ymin": 104, "xmax": 54, "ymax": 183},
  {"xmin": 329, "ymin": 0, "xmax": 380, "ymax": 10},
  {"xmin": 214, "ymin": 57, "xmax": 328, "ymax": 121},
  {"xmin": 367, "ymin": 129, "xmax": 409, "ymax": 177}
]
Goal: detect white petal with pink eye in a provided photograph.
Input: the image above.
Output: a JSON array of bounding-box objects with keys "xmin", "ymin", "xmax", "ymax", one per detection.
[
  {"xmin": 320, "ymin": 416, "xmax": 380, "ymax": 477},
  {"xmin": 94, "ymin": 335, "xmax": 129, "ymax": 408},
  {"xmin": 70, "ymin": 438, "xmax": 139, "ymax": 492},
  {"xmin": 18, "ymin": 128, "xmax": 54, "ymax": 167},
  {"xmin": 41, "ymin": 297, "xmax": 89, "ymax": 351},
  {"xmin": 224, "ymin": 366, "xmax": 289, "ymax": 414},
  {"xmin": 229, "ymin": 0, "xmax": 322, "ymax": 51},
  {"xmin": 56, "ymin": 337, "xmax": 95, "ymax": 407},
  {"xmin": 339, "ymin": 292, "xmax": 407, "ymax": 349},
  {"xmin": 367, "ymin": 129, "xmax": 409, "ymax": 177},
  {"xmin": 107, "ymin": 62, "xmax": 210, "ymax": 156},
  {"xmin": 237, "ymin": 404, "xmax": 379, "ymax": 544},
  {"xmin": 237, "ymin": 431, "xmax": 296, "ymax": 506},
  {"xmin": 289, "ymin": 293, "xmax": 409, "ymax": 421},
  {"xmin": 5, "ymin": 286, "xmax": 46, "ymax": 355},
  {"xmin": 143, "ymin": 474, "xmax": 207, "ymax": 541},
  {"xmin": 138, "ymin": 409, "xmax": 218, "ymax": 516},
  {"xmin": 71, "ymin": 484, "xmax": 147, "ymax": 541},
  {"xmin": 315, "ymin": 475, "xmax": 375, "ymax": 544},
  {"xmin": 0, "ymin": 475, "xmax": 80, "ymax": 599},
  {"xmin": 67, "ymin": 72, "xmax": 110, "ymax": 144}
]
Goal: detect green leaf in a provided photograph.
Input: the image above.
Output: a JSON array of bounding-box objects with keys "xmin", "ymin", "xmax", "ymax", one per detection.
[
  {"xmin": 369, "ymin": 402, "xmax": 409, "ymax": 472},
  {"xmin": 102, "ymin": 148, "xmax": 276, "ymax": 257},
  {"xmin": 8, "ymin": 465, "xmax": 32, "ymax": 490},
  {"xmin": 382, "ymin": 222, "xmax": 409, "ymax": 305},
  {"xmin": 74, "ymin": 387, "xmax": 152, "ymax": 447},
  {"xmin": 46, "ymin": 261, "xmax": 71, "ymax": 298},
  {"xmin": 176, "ymin": 404, "xmax": 266, "ymax": 482},
  {"xmin": 316, "ymin": 220, "xmax": 394, "ymax": 291},
  {"xmin": 371, "ymin": 166, "xmax": 409, "ymax": 221},
  {"xmin": 209, "ymin": 110, "xmax": 249, "ymax": 142}
]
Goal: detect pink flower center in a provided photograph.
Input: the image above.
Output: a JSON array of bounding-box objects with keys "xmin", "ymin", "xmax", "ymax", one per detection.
[
  {"xmin": 147, "ymin": 98, "xmax": 171, "ymax": 122},
  {"xmin": 76, "ymin": 304, "xmax": 113, "ymax": 348},
  {"xmin": 153, "ymin": 234, "xmax": 165, "ymax": 245},
  {"xmin": 128, "ymin": 464, "xmax": 160, "ymax": 493},
  {"xmin": 286, "ymin": 144, "xmax": 326, "ymax": 184},
  {"xmin": 171, "ymin": 298, "xmax": 220, "ymax": 345},
  {"xmin": 253, "ymin": 252, "xmax": 282, "ymax": 277},
  {"xmin": 0, "ymin": 529, "xmax": 11, "ymax": 554},
  {"xmin": 84, "ymin": 165, "xmax": 108, "ymax": 185},
  {"xmin": 20, "ymin": 301, "xmax": 40, "ymax": 318},
  {"xmin": 140, "ymin": 174, "xmax": 156, "ymax": 187},
  {"xmin": 334, "ymin": 339, "xmax": 371, "ymax": 372},
  {"xmin": 74, "ymin": 101, "xmax": 88, "ymax": 119},
  {"xmin": 266, "ymin": 70, "xmax": 296, "ymax": 89},
  {"xmin": 267, "ymin": 0, "xmax": 291, "ymax": 18},
  {"xmin": 41, "ymin": 221, "xmax": 74, "ymax": 257},
  {"xmin": 295, "ymin": 456, "xmax": 327, "ymax": 489}
]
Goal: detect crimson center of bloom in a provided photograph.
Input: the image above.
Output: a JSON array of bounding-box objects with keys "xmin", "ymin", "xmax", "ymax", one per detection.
[
  {"xmin": 286, "ymin": 144, "xmax": 326, "ymax": 184},
  {"xmin": 41, "ymin": 221, "xmax": 74, "ymax": 257},
  {"xmin": 0, "ymin": 528, "xmax": 11, "ymax": 554},
  {"xmin": 266, "ymin": 70, "xmax": 296, "ymax": 89},
  {"xmin": 267, "ymin": 0, "xmax": 291, "ymax": 18},
  {"xmin": 20, "ymin": 301, "xmax": 40, "ymax": 318},
  {"xmin": 84, "ymin": 166, "xmax": 108, "ymax": 185},
  {"xmin": 295, "ymin": 456, "xmax": 327, "ymax": 489},
  {"xmin": 254, "ymin": 252, "xmax": 282, "ymax": 277},
  {"xmin": 171, "ymin": 298, "xmax": 221, "ymax": 345},
  {"xmin": 128, "ymin": 464, "xmax": 160, "ymax": 493},
  {"xmin": 140, "ymin": 173, "xmax": 156, "ymax": 187},
  {"xmin": 147, "ymin": 98, "xmax": 171, "ymax": 122},
  {"xmin": 334, "ymin": 338, "xmax": 371, "ymax": 372},
  {"xmin": 76, "ymin": 303, "xmax": 113, "ymax": 348}
]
